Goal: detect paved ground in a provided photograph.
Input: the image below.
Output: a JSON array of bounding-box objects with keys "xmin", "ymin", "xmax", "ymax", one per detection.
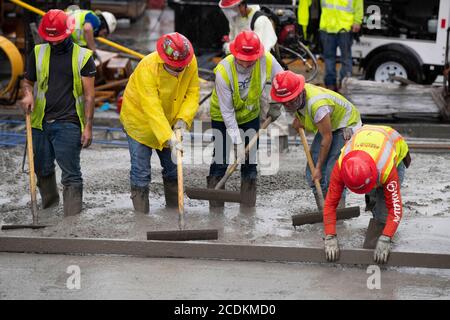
[{"xmin": 1, "ymin": 252, "xmax": 449, "ymax": 300}]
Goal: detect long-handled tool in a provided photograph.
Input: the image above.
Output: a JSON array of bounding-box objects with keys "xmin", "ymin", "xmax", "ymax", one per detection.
[
  {"xmin": 291, "ymin": 127, "xmax": 360, "ymax": 227},
  {"xmin": 147, "ymin": 129, "xmax": 219, "ymax": 241},
  {"xmin": 2, "ymin": 112, "xmax": 47, "ymax": 230},
  {"xmin": 185, "ymin": 117, "xmax": 272, "ymax": 203}
]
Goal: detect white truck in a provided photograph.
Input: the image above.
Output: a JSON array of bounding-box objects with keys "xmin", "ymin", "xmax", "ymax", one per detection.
[{"xmin": 354, "ymin": 0, "xmax": 449, "ymax": 84}]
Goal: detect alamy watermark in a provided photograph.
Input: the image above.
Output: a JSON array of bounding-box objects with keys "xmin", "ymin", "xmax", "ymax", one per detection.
[
  {"xmin": 366, "ymin": 265, "xmax": 381, "ymax": 290},
  {"xmin": 66, "ymin": 265, "xmax": 81, "ymax": 290}
]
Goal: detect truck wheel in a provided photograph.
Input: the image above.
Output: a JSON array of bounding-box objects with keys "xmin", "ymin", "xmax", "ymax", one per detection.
[{"xmin": 365, "ymin": 50, "xmax": 424, "ymax": 84}]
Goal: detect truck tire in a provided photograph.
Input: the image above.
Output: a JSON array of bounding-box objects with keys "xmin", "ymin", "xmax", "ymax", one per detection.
[{"xmin": 364, "ymin": 50, "xmax": 424, "ymax": 84}]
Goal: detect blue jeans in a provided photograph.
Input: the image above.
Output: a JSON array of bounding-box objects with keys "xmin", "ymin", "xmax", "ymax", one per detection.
[
  {"xmin": 32, "ymin": 121, "xmax": 82, "ymax": 186},
  {"xmin": 305, "ymin": 129, "xmax": 346, "ymax": 197},
  {"xmin": 127, "ymin": 134, "xmax": 177, "ymax": 188},
  {"xmin": 370, "ymin": 162, "xmax": 406, "ymax": 224},
  {"xmin": 320, "ymin": 31, "xmax": 353, "ymax": 86},
  {"xmin": 209, "ymin": 117, "xmax": 260, "ymax": 179}
]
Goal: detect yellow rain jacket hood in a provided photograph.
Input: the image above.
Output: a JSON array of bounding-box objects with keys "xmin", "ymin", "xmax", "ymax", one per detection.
[{"xmin": 120, "ymin": 51, "xmax": 200, "ymax": 150}]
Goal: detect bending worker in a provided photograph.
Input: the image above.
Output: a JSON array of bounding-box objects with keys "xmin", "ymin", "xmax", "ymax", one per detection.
[
  {"xmin": 270, "ymin": 70, "xmax": 361, "ymax": 208},
  {"xmin": 322, "ymin": 125, "xmax": 411, "ymax": 264},
  {"xmin": 21, "ymin": 10, "xmax": 96, "ymax": 216},
  {"xmin": 67, "ymin": 7, "xmax": 117, "ymax": 56},
  {"xmin": 120, "ymin": 32, "xmax": 199, "ymax": 213},
  {"xmin": 208, "ymin": 30, "xmax": 283, "ymax": 208}
]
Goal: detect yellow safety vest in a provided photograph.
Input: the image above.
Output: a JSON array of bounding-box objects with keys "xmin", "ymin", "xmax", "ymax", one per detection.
[
  {"xmin": 319, "ymin": 0, "xmax": 364, "ymax": 33},
  {"xmin": 210, "ymin": 52, "xmax": 273, "ymax": 124},
  {"xmin": 295, "ymin": 83, "xmax": 360, "ymax": 133},
  {"xmin": 32, "ymin": 43, "xmax": 92, "ymax": 131},
  {"xmin": 338, "ymin": 125, "xmax": 409, "ymax": 184},
  {"xmin": 69, "ymin": 9, "xmax": 95, "ymax": 47}
]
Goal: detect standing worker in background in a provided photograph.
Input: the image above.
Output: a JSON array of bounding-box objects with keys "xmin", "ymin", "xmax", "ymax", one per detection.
[
  {"xmin": 120, "ymin": 32, "xmax": 199, "ymax": 214},
  {"xmin": 219, "ymin": 0, "xmax": 290, "ymax": 152},
  {"xmin": 298, "ymin": 0, "xmax": 363, "ymax": 91},
  {"xmin": 67, "ymin": 7, "xmax": 117, "ymax": 57},
  {"xmin": 322, "ymin": 125, "xmax": 411, "ymax": 264},
  {"xmin": 270, "ymin": 70, "xmax": 361, "ymax": 208},
  {"xmin": 208, "ymin": 30, "xmax": 283, "ymax": 208},
  {"xmin": 21, "ymin": 10, "xmax": 96, "ymax": 216}
]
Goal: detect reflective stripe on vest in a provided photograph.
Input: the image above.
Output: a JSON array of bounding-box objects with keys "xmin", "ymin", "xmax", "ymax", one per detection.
[
  {"xmin": 320, "ymin": 0, "xmax": 355, "ymax": 33},
  {"xmin": 32, "ymin": 43, "xmax": 92, "ymax": 131},
  {"xmin": 340, "ymin": 125, "xmax": 404, "ymax": 184},
  {"xmin": 295, "ymin": 84, "xmax": 360, "ymax": 133},
  {"xmin": 209, "ymin": 52, "xmax": 273, "ymax": 124}
]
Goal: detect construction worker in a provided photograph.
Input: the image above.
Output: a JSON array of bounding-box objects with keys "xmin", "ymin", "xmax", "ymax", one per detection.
[
  {"xmin": 219, "ymin": 0, "xmax": 277, "ymax": 55},
  {"xmin": 322, "ymin": 125, "xmax": 411, "ymax": 264},
  {"xmin": 219, "ymin": 0, "xmax": 289, "ymax": 152},
  {"xmin": 67, "ymin": 7, "xmax": 117, "ymax": 56},
  {"xmin": 208, "ymin": 30, "xmax": 283, "ymax": 208},
  {"xmin": 120, "ymin": 32, "xmax": 199, "ymax": 213},
  {"xmin": 270, "ymin": 70, "xmax": 361, "ymax": 208},
  {"xmin": 21, "ymin": 9, "xmax": 96, "ymax": 216},
  {"xmin": 299, "ymin": 0, "xmax": 364, "ymax": 91}
]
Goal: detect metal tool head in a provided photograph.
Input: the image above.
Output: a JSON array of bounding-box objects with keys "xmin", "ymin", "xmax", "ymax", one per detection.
[{"xmin": 185, "ymin": 187, "xmax": 242, "ymax": 203}]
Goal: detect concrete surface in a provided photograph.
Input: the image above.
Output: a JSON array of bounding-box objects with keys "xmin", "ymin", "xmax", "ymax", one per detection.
[{"xmin": 1, "ymin": 253, "xmax": 449, "ymax": 300}]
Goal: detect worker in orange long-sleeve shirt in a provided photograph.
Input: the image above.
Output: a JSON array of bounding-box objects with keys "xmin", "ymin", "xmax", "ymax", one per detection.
[{"xmin": 323, "ymin": 125, "xmax": 411, "ymax": 264}]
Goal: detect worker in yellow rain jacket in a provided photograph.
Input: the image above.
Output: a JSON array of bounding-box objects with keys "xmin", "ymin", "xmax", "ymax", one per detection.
[
  {"xmin": 298, "ymin": 0, "xmax": 364, "ymax": 91},
  {"xmin": 120, "ymin": 32, "xmax": 200, "ymax": 213}
]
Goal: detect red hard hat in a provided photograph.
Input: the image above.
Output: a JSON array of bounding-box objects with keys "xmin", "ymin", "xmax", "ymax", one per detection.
[
  {"xmin": 229, "ymin": 30, "xmax": 264, "ymax": 61},
  {"xmin": 219, "ymin": 0, "xmax": 243, "ymax": 8},
  {"xmin": 156, "ymin": 32, "xmax": 194, "ymax": 68},
  {"xmin": 38, "ymin": 9, "xmax": 75, "ymax": 42},
  {"xmin": 271, "ymin": 71, "xmax": 306, "ymax": 103},
  {"xmin": 341, "ymin": 150, "xmax": 378, "ymax": 194}
]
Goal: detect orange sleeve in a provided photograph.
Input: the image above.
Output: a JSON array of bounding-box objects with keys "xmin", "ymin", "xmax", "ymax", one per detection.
[
  {"xmin": 382, "ymin": 167, "xmax": 403, "ymax": 237},
  {"xmin": 323, "ymin": 164, "xmax": 345, "ymax": 235}
]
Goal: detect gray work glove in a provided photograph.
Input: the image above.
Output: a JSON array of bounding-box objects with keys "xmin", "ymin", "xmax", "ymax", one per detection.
[
  {"xmin": 233, "ymin": 143, "xmax": 246, "ymax": 163},
  {"xmin": 343, "ymin": 127, "xmax": 354, "ymax": 141},
  {"xmin": 324, "ymin": 234, "xmax": 340, "ymax": 262},
  {"xmin": 173, "ymin": 119, "xmax": 187, "ymax": 135},
  {"xmin": 267, "ymin": 105, "xmax": 281, "ymax": 122},
  {"xmin": 168, "ymin": 135, "xmax": 183, "ymax": 154},
  {"xmin": 374, "ymin": 235, "xmax": 391, "ymax": 264}
]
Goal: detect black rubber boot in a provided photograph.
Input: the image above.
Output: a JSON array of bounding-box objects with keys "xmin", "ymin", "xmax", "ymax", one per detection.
[
  {"xmin": 240, "ymin": 178, "xmax": 257, "ymax": 207},
  {"xmin": 131, "ymin": 185, "xmax": 149, "ymax": 214},
  {"xmin": 63, "ymin": 185, "xmax": 83, "ymax": 217},
  {"xmin": 207, "ymin": 176, "xmax": 225, "ymax": 208},
  {"xmin": 163, "ymin": 178, "xmax": 178, "ymax": 208},
  {"xmin": 37, "ymin": 173, "xmax": 60, "ymax": 209}
]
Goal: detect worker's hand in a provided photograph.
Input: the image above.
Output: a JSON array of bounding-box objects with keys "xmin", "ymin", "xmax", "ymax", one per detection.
[
  {"xmin": 343, "ymin": 127, "xmax": 354, "ymax": 141},
  {"xmin": 173, "ymin": 119, "xmax": 187, "ymax": 132},
  {"xmin": 352, "ymin": 23, "xmax": 361, "ymax": 33},
  {"xmin": 81, "ymin": 126, "xmax": 93, "ymax": 148},
  {"xmin": 292, "ymin": 117, "xmax": 304, "ymax": 131},
  {"xmin": 233, "ymin": 143, "xmax": 246, "ymax": 163},
  {"xmin": 169, "ymin": 136, "xmax": 183, "ymax": 154},
  {"xmin": 20, "ymin": 94, "xmax": 34, "ymax": 114},
  {"xmin": 374, "ymin": 235, "xmax": 391, "ymax": 264},
  {"xmin": 267, "ymin": 105, "xmax": 281, "ymax": 122},
  {"xmin": 324, "ymin": 235, "xmax": 340, "ymax": 262},
  {"xmin": 312, "ymin": 167, "xmax": 322, "ymax": 183}
]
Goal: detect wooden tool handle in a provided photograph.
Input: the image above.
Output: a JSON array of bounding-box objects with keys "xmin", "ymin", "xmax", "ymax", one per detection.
[
  {"xmin": 214, "ymin": 117, "xmax": 272, "ymax": 190},
  {"xmin": 175, "ymin": 129, "xmax": 184, "ymax": 229},
  {"xmin": 297, "ymin": 127, "xmax": 324, "ymax": 210},
  {"xmin": 25, "ymin": 112, "xmax": 38, "ymax": 224}
]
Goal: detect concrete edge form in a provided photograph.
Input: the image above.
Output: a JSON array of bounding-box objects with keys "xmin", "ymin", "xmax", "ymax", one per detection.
[{"xmin": 0, "ymin": 236, "xmax": 450, "ymax": 269}]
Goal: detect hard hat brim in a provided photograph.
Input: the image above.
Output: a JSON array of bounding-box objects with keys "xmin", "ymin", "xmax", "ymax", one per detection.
[
  {"xmin": 156, "ymin": 36, "xmax": 194, "ymax": 68},
  {"xmin": 219, "ymin": 0, "xmax": 242, "ymax": 8},
  {"xmin": 270, "ymin": 74, "xmax": 305, "ymax": 103},
  {"xmin": 229, "ymin": 40, "xmax": 264, "ymax": 62}
]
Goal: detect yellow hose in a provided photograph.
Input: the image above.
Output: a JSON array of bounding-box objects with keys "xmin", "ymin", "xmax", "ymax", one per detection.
[{"xmin": 0, "ymin": 36, "xmax": 24, "ymax": 97}]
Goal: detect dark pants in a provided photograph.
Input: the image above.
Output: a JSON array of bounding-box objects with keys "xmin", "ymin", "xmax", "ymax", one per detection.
[
  {"xmin": 127, "ymin": 134, "xmax": 177, "ymax": 188},
  {"xmin": 32, "ymin": 121, "xmax": 82, "ymax": 186},
  {"xmin": 209, "ymin": 117, "xmax": 260, "ymax": 179},
  {"xmin": 320, "ymin": 31, "xmax": 353, "ymax": 87}
]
